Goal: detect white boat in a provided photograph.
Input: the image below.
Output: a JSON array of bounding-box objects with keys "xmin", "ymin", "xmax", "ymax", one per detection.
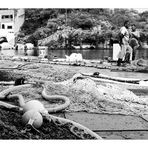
[{"xmin": 81, "ymin": 72, "xmax": 148, "ymax": 90}]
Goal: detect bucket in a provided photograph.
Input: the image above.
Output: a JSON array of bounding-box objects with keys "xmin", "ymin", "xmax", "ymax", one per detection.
[{"xmin": 113, "ymin": 43, "xmax": 121, "ymax": 61}]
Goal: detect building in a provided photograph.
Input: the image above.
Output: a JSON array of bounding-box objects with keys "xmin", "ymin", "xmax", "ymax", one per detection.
[{"xmin": 0, "ymin": 9, "xmax": 25, "ymax": 47}]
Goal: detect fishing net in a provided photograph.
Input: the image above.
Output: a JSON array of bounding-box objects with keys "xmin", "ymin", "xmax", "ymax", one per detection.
[
  {"xmin": 2, "ymin": 72, "xmax": 148, "ymax": 120},
  {"xmin": 45, "ymin": 74, "xmax": 148, "ymax": 118}
]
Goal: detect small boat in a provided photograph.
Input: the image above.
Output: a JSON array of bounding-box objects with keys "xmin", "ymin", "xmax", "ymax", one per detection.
[{"xmin": 81, "ymin": 72, "xmax": 148, "ymax": 90}]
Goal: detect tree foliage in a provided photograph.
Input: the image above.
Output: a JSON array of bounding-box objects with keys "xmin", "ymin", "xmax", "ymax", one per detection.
[{"xmin": 19, "ymin": 8, "xmax": 148, "ymax": 48}]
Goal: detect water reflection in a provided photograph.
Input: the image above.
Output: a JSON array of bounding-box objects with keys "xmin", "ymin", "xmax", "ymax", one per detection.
[
  {"xmin": 48, "ymin": 48, "xmax": 148, "ymax": 60},
  {"xmin": 17, "ymin": 46, "xmax": 148, "ymax": 60}
]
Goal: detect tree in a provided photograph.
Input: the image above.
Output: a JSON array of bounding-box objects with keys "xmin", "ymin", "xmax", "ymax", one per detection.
[
  {"xmin": 111, "ymin": 14, "xmax": 129, "ymax": 27},
  {"xmin": 68, "ymin": 12, "xmax": 94, "ymax": 29},
  {"xmin": 139, "ymin": 11, "xmax": 148, "ymax": 22}
]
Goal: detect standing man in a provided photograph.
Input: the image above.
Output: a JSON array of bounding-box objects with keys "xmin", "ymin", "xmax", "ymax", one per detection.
[
  {"xmin": 117, "ymin": 20, "xmax": 133, "ymax": 66},
  {"xmin": 24, "ymin": 44, "xmax": 28, "ymax": 56},
  {"xmin": 14, "ymin": 44, "xmax": 18, "ymax": 55},
  {"xmin": 0, "ymin": 45, "xmax": 2, "ymax": 56},
  {"xmin": 129, "ymin": 24, "xmax": 140, "ymax": 61}
]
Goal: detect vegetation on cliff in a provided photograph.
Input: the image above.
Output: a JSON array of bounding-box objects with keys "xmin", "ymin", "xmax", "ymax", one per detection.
[{"xmin": 18, "ymin": 8, "xmax": 148, "ymax": 48}]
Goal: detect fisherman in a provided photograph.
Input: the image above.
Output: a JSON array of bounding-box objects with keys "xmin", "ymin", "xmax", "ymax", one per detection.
[
  {"xmin": 117, "ymin": 20, "xmax": 133, "ymax": 66},
  {"xmin": 24, "ymin": 44, "xmax": 28, "ymax": 56},
  {"xmin": 15, "ymin": 44, "xmax": 18, "ymax": 55},
  {"xmin": 129, "ymin": 24, "xmax": 140, "ymax": 61},
  {"xmin": 0, "ymin": 45, "xmax": 2, "ymax": 52},
  {"xmin": 124, "ymin": 48, "xmax": 131, "ymax": 64}
]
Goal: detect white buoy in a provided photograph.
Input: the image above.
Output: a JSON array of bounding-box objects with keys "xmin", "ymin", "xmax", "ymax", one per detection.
[
  {"xmin": 23, "ymin": 100, "xmax": 48, "ymax": 114},
  {"xmin": 22, "ymin": 110, "xmax": 43, "ymax": 128}
]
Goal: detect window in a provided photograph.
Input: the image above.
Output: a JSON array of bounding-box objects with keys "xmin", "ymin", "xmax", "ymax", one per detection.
[
  {"xmin": 5, "ymin": 15, "xmax": 9, "ymax": 18},
  {"xmin": 1, "ymin": 15, "xmax": 13, "ymax": 19},
  {"xmin": 2, "ymin": 24, "xmax": 5, "ymax": 29},
  {"xmin": 2, "ymin": 15, "xmax": 8, "ymax": 19},
  {"xmin": 7, "ymin": 26, "xmax": 12, "ymax": 29}
]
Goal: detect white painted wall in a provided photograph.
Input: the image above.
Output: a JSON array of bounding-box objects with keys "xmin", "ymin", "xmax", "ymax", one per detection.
[{"xmin": 0, "ymin": 9, "xmax": 25, "ymax": 47}]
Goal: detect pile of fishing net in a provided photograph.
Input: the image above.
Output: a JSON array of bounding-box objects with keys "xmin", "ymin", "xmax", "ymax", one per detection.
[{"xmin": 45, "ymin": 74, "xmax": 148, "ymax": 118}]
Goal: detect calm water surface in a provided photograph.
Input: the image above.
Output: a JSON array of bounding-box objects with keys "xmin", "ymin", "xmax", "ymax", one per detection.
[{"xmin": 48, "ymin": 48, "xmax": 148, "ymax": 60}]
